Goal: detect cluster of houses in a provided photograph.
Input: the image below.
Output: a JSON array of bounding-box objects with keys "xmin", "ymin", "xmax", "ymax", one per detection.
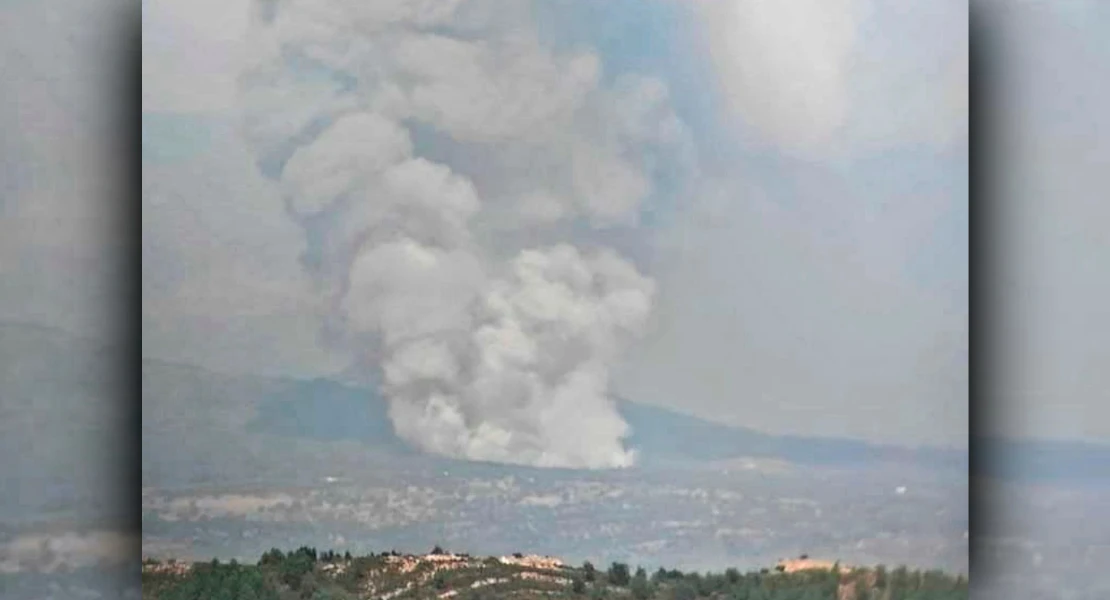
[
  {"xmin": 774, "ymin": 554, "xmax": 853, "ymax": 574},
  {"xmin": 141, "ymin": 558, "xmax": 193, "ymax": 576},
  {"xmin": 496, "ymin": 553, "xmax": 566, "ymax": 570}
]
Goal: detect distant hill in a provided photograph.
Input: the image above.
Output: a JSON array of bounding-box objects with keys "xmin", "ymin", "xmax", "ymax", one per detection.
[
  {"xmin": 239, "ymin": 374, "xmax": 967, "ymax": 474},
  {"xmin": 245, "ymin": 377, "xmax": 410, "ymax": 453},
  {"xmin": 973, "ymin": 436, "xmax": 1110, "ymax": 487},
  {"xmin": 615, "ymin": 398, "xmax": 967, "ymax": 472}
]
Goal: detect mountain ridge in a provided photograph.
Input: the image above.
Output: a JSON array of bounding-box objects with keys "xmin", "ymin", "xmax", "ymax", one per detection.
[{"xmin": 240, "ymin": 374, "xmax": 968, "ymax": 474}]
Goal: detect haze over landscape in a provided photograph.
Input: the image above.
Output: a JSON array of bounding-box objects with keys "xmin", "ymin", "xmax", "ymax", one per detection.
[{"xmin": 1, "ymin": 0, "xmax": 1108, "ymax": 598}]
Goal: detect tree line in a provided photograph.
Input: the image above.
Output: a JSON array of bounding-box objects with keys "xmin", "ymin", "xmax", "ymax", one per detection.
[{"xmin": 142, "ymin": 546, "xmax": 969, "ymax": 600}]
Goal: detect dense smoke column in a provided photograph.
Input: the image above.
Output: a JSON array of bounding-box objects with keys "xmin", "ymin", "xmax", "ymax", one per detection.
[
  {"xmin": 237, "ymin": 0, "xmax": 684, "ymax": 468},
  {"xmin": 379, "ymin": 244, "xmax": 654, "ymax": 468}
]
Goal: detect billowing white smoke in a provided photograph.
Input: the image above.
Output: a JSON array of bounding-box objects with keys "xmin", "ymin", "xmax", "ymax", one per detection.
[
  {"xmin": 378, "ymin": 244, "xmax": 653, "ymax": 468},
  {"xmin": 238, "ymin": 0, "xmax": 688, "ymax": 468}
]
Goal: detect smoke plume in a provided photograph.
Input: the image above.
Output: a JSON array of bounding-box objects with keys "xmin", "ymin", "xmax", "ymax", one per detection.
[{"xmin": 238, "ymin": 0, "xmax": 689, "ymax": 468}]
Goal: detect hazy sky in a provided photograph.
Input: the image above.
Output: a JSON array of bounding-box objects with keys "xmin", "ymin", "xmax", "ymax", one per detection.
[
  {"xmin": 141, "ymin": 0, "xmax": 973, "ymax": 449},
  {"xmin": 1, "ymin": 0, "xmax": 128, "ymax": 341},
  {"xmin": 987, "ymin": 0, "xmax": 1110, "ymax": 443}
]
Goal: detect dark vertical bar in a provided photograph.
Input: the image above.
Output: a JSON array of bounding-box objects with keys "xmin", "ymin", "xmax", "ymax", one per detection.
[
  {"xmin": 109, "ymin": 4, "xmax": 142, "ymax": 588},
  {"xmin": 968, "ymin": 0, "xmax": 1002, "ymax": 588}
]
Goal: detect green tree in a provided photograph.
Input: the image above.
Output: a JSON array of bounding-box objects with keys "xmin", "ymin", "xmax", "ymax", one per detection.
[
  {"xmin": 584, "ymin": 561, "xmax": 597, "ymax": 582},
  {"xmin": 572, "ymin": 577, "xmax": 587, "ymax": 595},
  {"xmin": 689, "ymin": 572, "xmax": 715, "ymax": 597},
  {"xmin": 279, "ymin": 552, "xmax": 315, "ymax": 588},
  {"xmin": 631, "ymin": 567, "xmax": 651, "ymax": 600},
  {"xmin": 725, "ymin": 568, "xmax": 741, "ymax": 585},
  {"xmin": 890, "ymin": 566, "xmax": 909, "ymax": 597},
  {"xmin": 703, "ymin": 573, "xmax": 727, "ymax": 596},
  {"xmin": 874, "ymin": 566, "xmax": 887, "ymax": 590},
  {"xmin": 608, "ymin": 562, "xmax": 631, "ymax": 587}
]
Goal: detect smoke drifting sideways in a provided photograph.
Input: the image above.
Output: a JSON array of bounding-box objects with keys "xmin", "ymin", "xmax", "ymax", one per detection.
[{"xmin": 237, "ymin": 0, "xmax": 692, "ymax": 469}]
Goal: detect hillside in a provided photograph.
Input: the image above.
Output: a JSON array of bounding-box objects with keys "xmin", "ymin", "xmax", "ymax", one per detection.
[
  {"xmin": 239, "ymin": 375, "xmax": 966, "ymax": 474},
  {"xmin": 141, "ymin": 547, "xmax": 969, "ymax": 600}
]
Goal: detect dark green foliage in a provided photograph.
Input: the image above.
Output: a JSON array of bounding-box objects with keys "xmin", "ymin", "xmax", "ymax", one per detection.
[
  {"xmin": 279, "ymin": 550, "xmax": 315, "ymax": 588},
  {"xmin": 890, "ymin": 565, "xmax": 910, "ymax": 597},
  {"xmin": 631, "ymin": 567, "xmax": 652, "ymax": 600},
  {"xmin": 698, "ymin": 573, "xmax": 728, "ymax": 596},
  {"xmin": 571, "ymin": 577, "xmax": 587, "ymax": 594},
  {"xmin": 145, "ymin": 560, "xmax": 277, "ymax": 600},
  {"xmin": 607, "ymin": 562, "xmax": 631, "ymax": 587},
  {"xmin": 583, "ymin": 561, "xmax": 597, "ymax": 582},
  {"xmin": 684, "ymin": 572, "xmax": 715, "ymax": 597}
]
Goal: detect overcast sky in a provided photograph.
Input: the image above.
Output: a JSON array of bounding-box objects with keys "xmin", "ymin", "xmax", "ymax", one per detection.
[{"xmin": 41, "ymin": 0, "xmax": 1110, "ymax": 451}]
